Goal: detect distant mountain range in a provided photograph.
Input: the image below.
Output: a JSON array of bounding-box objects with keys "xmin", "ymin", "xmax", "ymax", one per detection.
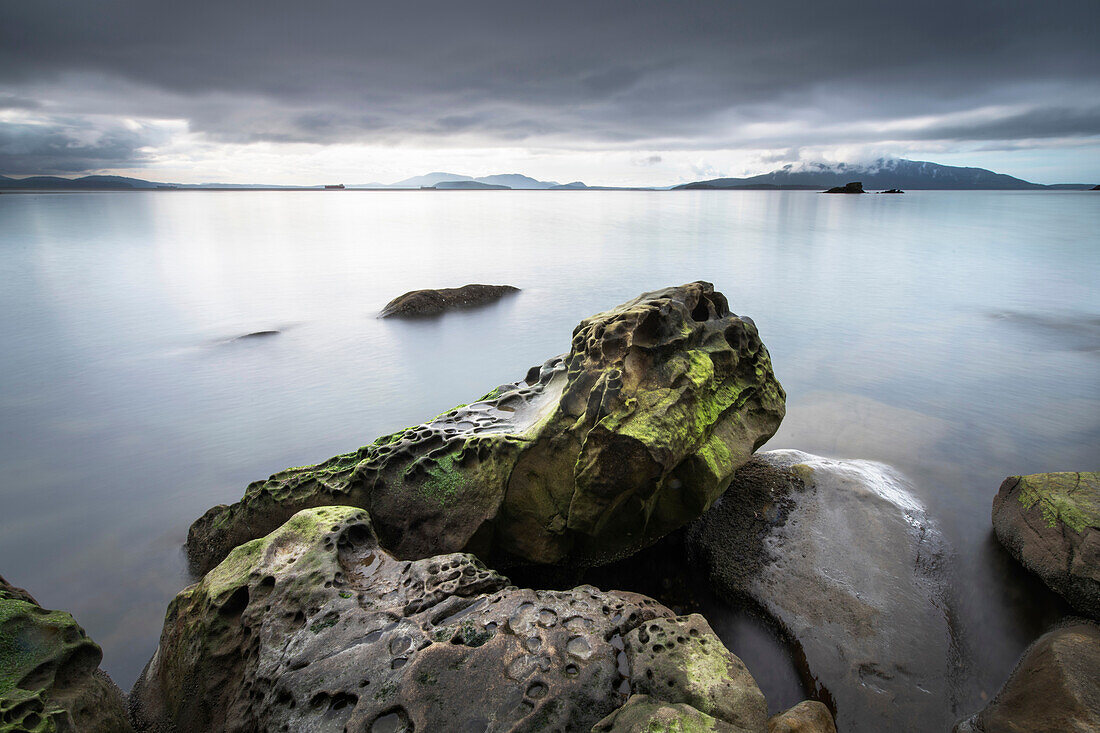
[
  {"xmin": 673, "ymin": 158, "xmax": 1095, "ymax": 190},
  {"xmin": 1, "ymin": 159, "xmax": 1096, "ymax": 191}
]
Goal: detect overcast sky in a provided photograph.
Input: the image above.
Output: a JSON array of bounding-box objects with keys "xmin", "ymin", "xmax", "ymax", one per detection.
[{"xmin": 2, "ymin": 1, "xmax": 1098, "ymax": 185}]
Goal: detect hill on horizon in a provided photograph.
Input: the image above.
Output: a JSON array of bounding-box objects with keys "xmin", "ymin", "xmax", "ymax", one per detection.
[{"xmin": 674, "ymin": 158, "xmax": 1095, "ymax": 190}]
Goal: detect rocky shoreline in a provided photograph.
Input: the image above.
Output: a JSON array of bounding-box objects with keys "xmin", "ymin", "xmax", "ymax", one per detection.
[{"xmin": 2, "ymin": 282, "xmax": 1096, "ymax": 732}]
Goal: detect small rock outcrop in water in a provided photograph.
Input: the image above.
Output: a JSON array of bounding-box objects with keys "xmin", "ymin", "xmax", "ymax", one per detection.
[
  {"xmin": 187, "ymin": 282, "xmax": 785, "ymax": 573},
  {"xmin": 877, "ymin": 189, "xmax": 904, "ymax": 194},
  {"xmin": 992, "ymin": 471, "xmax": 1099, "ymax": 619},
  {"xmin": 953, "ymin": 619, "xmax": 1100, "ymax": 732},
  {"xmin": 822, "ymin": 181, "xmax": 864, "ymax": 193},
  {"xmin": 136, "ymin": 506, "xmax": 811, "ymax": 732},
  {"xmin": 231, "ymin": 330, "xmax": 280, "ymax": 340},
  {"xmin": 686, "ymin": 450, "xmax": 953, "ymax": 732},
  {"xmin": 0, "ymin": 575, "xmax": 133, "ymax": 732},
  {"xmin": 379, "ymin": 284, "xmax": 519, "ymax": 317}
]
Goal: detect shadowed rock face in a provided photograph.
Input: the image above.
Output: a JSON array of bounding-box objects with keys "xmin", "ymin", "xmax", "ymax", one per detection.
[
  {"xmin": 188, "ymin": 282, "xmax": 785, "ymax": 573},
  {"xmin": 133, "ymin": 506, "xmax": 772, "ymax": 733},
  {"xmin": 379, "ymin": 284, "xmax": 519, "ymax": 317},
  {"xmin": 0, "ymin": 576, "xmax": 133, "ymax": 733},
  {"xmin": 993, "ymin": 472, "xmax": 1100, "ymax": 619},
  {"xmin": 687, "ymin": 450, "xmax": 954, "ymax": 733},
  {"xmin": 953, "ymin": 620, "xmax": 1100, "ymax": 733}
]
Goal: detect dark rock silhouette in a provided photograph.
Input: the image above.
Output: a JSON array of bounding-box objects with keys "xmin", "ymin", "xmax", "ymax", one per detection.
[
  {"xmin": 822, "ymin": 181, "xmax": 865, "ymax": 194},
  {"xmin": 878, "ymin": 189, "xmax": 904, "ymax": 194},
  {"xmin": 380, "ymin": 284, "xmax": 519, "ymax": 317}
]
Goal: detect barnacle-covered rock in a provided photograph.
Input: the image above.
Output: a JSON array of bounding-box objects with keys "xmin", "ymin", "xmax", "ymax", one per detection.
[
  {"xmin": 0, "ymin": 575, "xmax": 132, "ymax": 733},
  {"xmin": 188, "ymin": 281, "xmax": 785, "ymax": 572}
]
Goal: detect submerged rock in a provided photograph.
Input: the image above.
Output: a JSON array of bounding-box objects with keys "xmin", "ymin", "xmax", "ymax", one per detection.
[
  {"xmin": 188, "ymin": 282, "xmax": 785, "ymax": 573},
  {"xmin": 379, "ymin": 283, "xmax": 519, "ymax": 317},
  {"xmin": 138, "ymin": 506, "xmax": 808, "ymax": 733},
  {"xmin": 686, "ymin": 450, "xmax": 953, "ymax": 733},
  {"xmin": 953, "ymin": 619, "xmax": 1100, "ymax": 732},
  {"xmin": 0, "ymin": 575, "xmax": 133, "ymax": 732},
  {"xmin": 992, "ymin": 472, "xmax": 1099, "ymax": 619},
  {"xmin": 821, "ymin": 182, "xmax": 864, "ymax": 194}
]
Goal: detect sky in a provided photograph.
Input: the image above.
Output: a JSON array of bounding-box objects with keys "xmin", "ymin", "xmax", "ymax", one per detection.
[{"xmin": 1, "ymin": 1, "xmax": 1098, "ymax": 186}]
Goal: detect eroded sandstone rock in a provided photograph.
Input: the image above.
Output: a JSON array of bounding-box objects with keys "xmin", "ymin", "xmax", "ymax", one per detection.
[
  {"xmin": 0, "ymin": 575, "xmax": 132, "ymax": 733},
  {"xmin": 953, "ymin": 619, "xmax": 1100, "ymax": 733},
  {"xmin": 136, "ymin": 506, "xmax": 676, "ymax": 731},
  {"xmin": 992, "ymin": 471, "xmax": 1099, "ymax": 619},
  {"xmin": 767, "ymin": 701, "xmax": 837, "ymax": 733},
  {"xmin": 686, "ymin": 450, "xmax": 953, "ymax": 733},
  {"xmin": 188, "ymin": 282, "xmax": 785, "ymax": 573}
]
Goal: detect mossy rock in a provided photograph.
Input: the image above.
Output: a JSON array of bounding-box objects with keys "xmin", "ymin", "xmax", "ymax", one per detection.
[
  {"xmin": 992, "ymin": 472, "xmax": 1100, "ymax": 618},
  {"xmin": 187, "ymin": 282, "xmax": 785, "ymax": 573},
  {"xmin": 134, "ymin": 506, "xmax": 685, "ymax": 732},
  {"xmin": 591, "ymin": 694, "xmax": 740, "ymax": 732},
  {"xmin": 0, "ymin": 576, "xmax": 132, "ymax": 732}
]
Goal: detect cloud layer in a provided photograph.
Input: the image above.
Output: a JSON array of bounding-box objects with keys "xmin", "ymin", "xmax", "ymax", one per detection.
[{"xmin": 1, "ymin": 1, "xmax": 1097, "ymax": 181}]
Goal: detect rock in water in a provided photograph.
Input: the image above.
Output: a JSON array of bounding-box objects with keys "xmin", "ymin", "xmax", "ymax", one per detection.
[
  {"xmin": 137, "ymin": 506, "xmax": 800, "ymax": 732},
  {"xmin": 379, "ymin": 284, "xmax": 519, "ymax": 317},
  {"xmin": 686, "ymin": 450, "xmax": 953, "ymax": 733},
  {"xmin": 188, "ymin": 281, "xmax": 785, "ymax": 573},
  {"xmin": 992, "ymin": 472, "xmax": 1099, "ymax": 619},
  {"xmin": 0, "ymin": 575, "xmax": 133, "ymax": 732},
  {"xmin": 953, "ymin": 619, "xmax": 1100, "ymax": 732},
  {"xmin": 822, "ymin": 182, "xmax": 865, "ymax": 194}
]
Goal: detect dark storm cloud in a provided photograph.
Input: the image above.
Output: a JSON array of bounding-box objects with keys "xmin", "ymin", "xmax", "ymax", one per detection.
[
  {"xmin": 1, "ymin": 0, "xmax": 1097, "ymax": 169},
  {"xmin": 0, "ymin": 117, "xmax": 161, "ymax": 175}
]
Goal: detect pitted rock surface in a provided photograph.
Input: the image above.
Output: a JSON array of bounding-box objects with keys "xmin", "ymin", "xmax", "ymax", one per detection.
[
  {"xmin": 624, "ymin": 614, "xmax": 767, "ymax": 731},
  {"xmin": 687, "ymin": 450, "xmax": 954, "ymax": 733},
  {"xmin": 992, "ymin": 471, "xmax": 1100, "ymax": 619},
  {"xmin": 134, "ymin": 506, "xmax": 679, "ymax": 732},
  {"xmin": 188, "ymin": 281, "xmax": 785, "ymax": 573},
  {"xmin": 0, "ymin": 576, "xmax": 132, "ymax": 733}
]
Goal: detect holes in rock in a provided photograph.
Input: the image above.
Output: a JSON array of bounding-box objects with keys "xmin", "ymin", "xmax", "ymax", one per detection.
[
  {"xmin": 371, "ymin": 707, "xmax": 413, "ymax": 733},
  {"xmin": 218, "ymin": 586, "xmax": 250, "ymax": 618},
  {"xmin": 525, "ymin": 681, "xmax": 548, "ymax": 699},
  {"xmin": 564, "ymin": 663, "xmax": 580, "ymax": 677}
]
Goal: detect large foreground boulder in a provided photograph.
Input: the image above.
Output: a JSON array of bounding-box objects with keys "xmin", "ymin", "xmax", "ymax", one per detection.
[
  {"xmin": 686, "ymin": 450, "xmax": 953, "ymax": 733},
  {"xmin": 137, "ymin": 506, "xmax": 803, "ymax": 732},
  {"xmin": 992, "ymin": 471, "xmax": 1099, "ymax": 619},
  {"xmin": 953, "ymin": 619, "xmax": 1100, "ymax": 732},
  {"xmin": 0, "ymin": 575, "xmax": 132, "ymax": 732},
  {"xmin": 188, "ymin": 282, "xmax": 785, "ymax": 573},
  {"xmin": 380, "ymin": 283, "xmax": 519, "ymax": 317}
]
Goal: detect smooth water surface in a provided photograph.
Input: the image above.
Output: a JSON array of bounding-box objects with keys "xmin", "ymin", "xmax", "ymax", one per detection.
[{"xmin": 1, "ymin": 190, "xmax": 1097, "ymax": 721}]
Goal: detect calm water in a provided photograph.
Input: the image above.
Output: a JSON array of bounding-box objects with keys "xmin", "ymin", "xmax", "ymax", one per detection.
[{"xmin": 1, "ymin": 190, "xmax": 1097, "ymax": 719}]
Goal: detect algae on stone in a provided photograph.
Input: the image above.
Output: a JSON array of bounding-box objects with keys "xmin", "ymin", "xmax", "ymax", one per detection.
[
  {"xmin": 187, "ymin": 282, "xmax": 785, "ymax": 573},
  {"xmin": 992, "ymin": 471, "xmax": 1100, "ymax": 619},
  {"xmin": 0, "ymin": 576, "xmax": 132, "ymax": 733}
]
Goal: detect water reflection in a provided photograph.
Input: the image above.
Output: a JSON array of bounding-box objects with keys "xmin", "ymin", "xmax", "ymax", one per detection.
[{"xmin": 0, "ymin": 190, "xmax": 1096, "ymax": 712}]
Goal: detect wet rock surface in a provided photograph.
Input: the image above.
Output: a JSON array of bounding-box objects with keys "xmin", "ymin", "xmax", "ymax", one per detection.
[
  {"xmin": 992, "ymin": 471, "xmax": 1099, "ymax": 619},
  {"xmin": 953, "ymin": 619, "xmax": 1100, "ymax": 733},
  {"xmin": 0, "ymin": 575, "xmax": 132, "ymax": 733},
  {"xmin": 767, "ymin": 701, "xmax": 836, "ymax": 733},
  {"xmin": 136, "ymin": 506, "xmax": 678, "ymax": 732},
  {"xmin": 187, "ymin": 282, "xmax": 785, "ymax": 573},
  {"xmin": 687, "ymin": 450, "xmax": 955, "ymax": 733},
  {"xmin": 593, "ymin": 694, "xmax": 740, "ymax": 732},
  {"xmin": 380, "ymin": 284, "xmax": 519, "ymax": 317}
]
